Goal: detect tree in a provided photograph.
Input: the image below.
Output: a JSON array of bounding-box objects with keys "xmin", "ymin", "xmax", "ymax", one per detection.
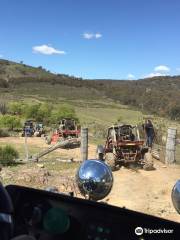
[
  {"xmin": 9, "ymin": 102, "xmax": 25, "ymax": 115},
  {"xmin": 36, "ymin": 103, "xmax": 53, "ymax": 123},
  {"xmin": 0, "ymin": 115, "xmax": 21, "ymax": 130},
  {"xmin": 24, "ymin": 103, "xmax": 53, "ymax": 123},
  {"xmin": 50, "ymin": 105, "xmax": 77, "ymax": 123},
  {"xmin": 25, "ymin": 104, "xmax": 40, "ymax": 119}
]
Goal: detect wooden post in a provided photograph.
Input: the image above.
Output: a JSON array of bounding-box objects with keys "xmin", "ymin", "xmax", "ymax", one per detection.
[
  {"xmin": 165, "ymin": 128, "xmax": 177, "ymax": 164},
  {"xmin": 24, "ymin": 132, "xmax": 29, "ymax": 161},
  {"xmin": 81, "ymin": 128, "xmax": 88, "ymax": 161}
]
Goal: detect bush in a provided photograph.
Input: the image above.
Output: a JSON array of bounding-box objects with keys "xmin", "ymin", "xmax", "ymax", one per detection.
[
  {"xmin": 36, "ymin": 103, "xmax": 52, "ymax": 123},
  {"xmin": 0, "ymin": 129, "xmax": 9, "ymax": 137},
  {"xmin": 0, "ymin": 145, "xmax": 19, "ymax": 165},
  {"xmin": 0, "ymin": 115, "xmax": 21, "ymax": 130},
  {"xmin": 9, "ymin": 102, "xmax": 25, "ymax": 115},
  {"xmin": 25, "ymin": 104, "xmax": 40, "ymax": 119},
  {"xmin": 50, "ymin": 105, "xmax": 78, "ymax": 124},
  {"xmin": 24, "ymin": 103, "xmax": 53, "ymax": 123},
  {"xmin": 169, "ymin": 106, "xmax": 180, "ymax": 120}
]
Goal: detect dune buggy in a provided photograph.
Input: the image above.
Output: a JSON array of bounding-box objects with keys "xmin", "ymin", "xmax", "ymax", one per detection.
[{"xmin": 97, "ymin": 124, "xmax": 153, "ymax": 171}]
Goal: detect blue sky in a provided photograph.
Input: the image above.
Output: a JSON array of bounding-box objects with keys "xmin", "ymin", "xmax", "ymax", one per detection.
[{"xmin": 0, "ymin": 0, "xmax": 180, "ymax": 79}]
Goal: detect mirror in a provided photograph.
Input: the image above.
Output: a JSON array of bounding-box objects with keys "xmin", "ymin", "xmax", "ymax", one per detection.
[
  {"xmin": 76, "ymin": 160, "xmax": 113, "ymax": 201},
  {"xmin": 171, "ymin": 180, "xmax": 180, "ymax": 214}
]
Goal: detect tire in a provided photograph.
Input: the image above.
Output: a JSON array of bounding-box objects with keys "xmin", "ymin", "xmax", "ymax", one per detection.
[
  {"xmin": 143, "ymin": 152, "xmax": 154, "ymax": 171},
  {"xmin": 105, "ymin": 153, "xmax": 116, "ymax": 171}
]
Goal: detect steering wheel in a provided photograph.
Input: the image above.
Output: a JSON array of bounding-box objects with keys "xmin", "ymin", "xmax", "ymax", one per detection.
[{"xmin": 0, "ymin": 182, "xmax": 14, "ymax": 240}]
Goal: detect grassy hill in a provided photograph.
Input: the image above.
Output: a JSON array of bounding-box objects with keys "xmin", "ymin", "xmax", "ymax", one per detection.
[
  {"xmin": 1, "ymin": 59, "xmax": 180, "ymax": 121},
  {"xmin": 1, "ymin": 59, "xmax": 180, "ymax": 162}
]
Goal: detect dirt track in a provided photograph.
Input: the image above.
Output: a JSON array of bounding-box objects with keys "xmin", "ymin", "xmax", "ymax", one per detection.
[
  {"xmin": 110, "ymin": 163, "xmax": 180, "ymax": 222},
  {"xmin": 0, "ymin": 137, "xmax": 180, "ymax": 222}
]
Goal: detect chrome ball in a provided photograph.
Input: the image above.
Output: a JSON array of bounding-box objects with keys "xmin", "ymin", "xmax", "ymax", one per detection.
[
  {"xmin": 171, "ymin": 179, "xmax": 180, "ymax": 214},
  {"xmin": 76, "ymin": 160, "xmax": 113, "ymax": 201}
]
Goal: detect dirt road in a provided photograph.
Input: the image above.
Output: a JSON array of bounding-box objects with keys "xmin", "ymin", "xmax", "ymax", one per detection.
[
  {"xmin": 0, "ymin": 137, "xmax": 180, "ymax": 222},
  {"xmin": 109, "ymin": 162, "xmax": 180, "ymax": 222}
]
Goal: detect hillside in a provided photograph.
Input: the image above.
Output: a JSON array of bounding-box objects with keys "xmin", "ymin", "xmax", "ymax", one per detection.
[
  {"xmin": 0, "ymin": 59, "xmax": 180, "ymax": 120},
  {"xmin": 87, "ymin": 77, "xmax": 180, "ymax": 120}
]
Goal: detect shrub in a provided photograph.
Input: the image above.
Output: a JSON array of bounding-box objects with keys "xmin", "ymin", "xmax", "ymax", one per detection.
[
  {"xmin": 0, "ymin": 145, "xmax": 19, "ymax": 165},
  {"xmin": 9, "ymin": 102, "xmax": 25, "ymax": 115},
  {"xmin": 169, "ymin": 106, "xmax": 180, "ymax": 120},
  {"xmin": 0, "ymin": 115, "xmax": 22, "ymax": 130},
  {"xmin": 25, "ymin": 104, "xmax": 40, "ymax": 119},
  {"xmin": 50, "ymin": 105, "xmax": 78, "ymax": 124},
  {"xmin": 36, "ymin": 103, "xmax": 52, "ymax": 123},
  {"xmin": 24, "ymin": 103, "xmax": 53, "ymax": 123},
  {"xmin": 0, "ymin": 129, "xmax": 9, "ymax": 137}
]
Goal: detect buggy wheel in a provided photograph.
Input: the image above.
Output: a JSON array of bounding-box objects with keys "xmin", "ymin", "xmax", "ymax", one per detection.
[
  {"xmin": 105, "ymin": 153, "xmax": 116, "ymax": 171},
  {"xmin": 143, "ymin": 152, "xmax": 154, "ymax": 171}
]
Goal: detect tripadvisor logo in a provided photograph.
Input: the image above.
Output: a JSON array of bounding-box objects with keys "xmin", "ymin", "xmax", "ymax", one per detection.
[
  {"xmin": 135, "ymin": 226, "xmax": 174, "ymax": 235},
  {"xmin": 135, "ymin": 227, "xmax": 143, "ymax": 236}
]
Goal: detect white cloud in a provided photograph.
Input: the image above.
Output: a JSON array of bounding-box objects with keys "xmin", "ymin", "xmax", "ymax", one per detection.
[
  {"xmin": 83, "ymin": 33, "xmax": 94, "ymax": 39},
  {"xmin": 0, "ymin": 54, "xmax": 3, "ymax": 58},
  {"xmin": 127, "ymin": 73, "xmax": 135, "ymax": 79},
  {"xmin": 144, "ymin": 72, "xmax": 166, "ymax": 78},
  {"xmin": 154, "ymin": 65, "xmax": 170, "ymax": 72},
  {"xmin": 176, "ymin": 67, "xmax": 180, "ymax": 72},
  {"xmin": 95, "ymin": 33, "xmax": 102, "ymax": 39},
  {"xmin": 83, "ymin": 32, "xmax": 102, "ymax": 39},
  {"xmin": 32, "ymin": 44, "xmax": 66, "ymax": 55}
]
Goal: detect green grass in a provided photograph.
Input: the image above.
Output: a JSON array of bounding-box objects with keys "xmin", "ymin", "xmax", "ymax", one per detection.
[{"xmin": 76, "ymin": 106, "xmax": 143, "ymax": 126}]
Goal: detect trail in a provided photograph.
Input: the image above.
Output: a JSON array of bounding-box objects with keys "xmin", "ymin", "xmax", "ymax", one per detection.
[{"xmin": 108, "ymin": 161, "xmax": 180, "ymax": 222}]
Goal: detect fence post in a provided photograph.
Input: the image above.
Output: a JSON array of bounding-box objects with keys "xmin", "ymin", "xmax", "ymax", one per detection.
[
  {"xmin": 81, "ymin": 128, "xmax": 88, "ymax": 161},
  {"xmin": 165, "ymin": 127, "xmax": 177, "ymax": 164},
  {"xmin": 24, "ymin": 132, "xmax": 29, "ymax": 161}
]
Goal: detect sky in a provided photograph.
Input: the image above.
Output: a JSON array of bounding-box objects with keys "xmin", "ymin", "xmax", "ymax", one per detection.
[{"xmin": 0, "ymin": 0, "xmax": 180, "ymax": 80}]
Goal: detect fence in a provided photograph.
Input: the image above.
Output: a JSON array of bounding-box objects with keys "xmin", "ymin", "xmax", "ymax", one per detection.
[{"xmin": 152, "ymin": 127, "xmax": 180, "ymax": 165}]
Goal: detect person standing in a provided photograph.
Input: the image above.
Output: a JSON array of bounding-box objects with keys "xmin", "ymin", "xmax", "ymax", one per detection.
[{"xmin": 144, "ymin": 119, "xmax": 155, "ymax": 148}]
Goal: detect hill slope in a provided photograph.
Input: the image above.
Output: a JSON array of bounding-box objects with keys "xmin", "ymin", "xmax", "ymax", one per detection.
[{"xmin": 0, "ymin": 59, "xmax": 180, "ymax": 120}]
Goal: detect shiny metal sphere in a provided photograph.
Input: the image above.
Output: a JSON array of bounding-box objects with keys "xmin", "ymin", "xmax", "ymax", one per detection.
[
  {"xmin": 171, "ymin": 180, "xmax": 180, "ymax": 214},
  {"xmin": 76, "ymin": 160, "xmax": 113, "ymax": 201}
]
